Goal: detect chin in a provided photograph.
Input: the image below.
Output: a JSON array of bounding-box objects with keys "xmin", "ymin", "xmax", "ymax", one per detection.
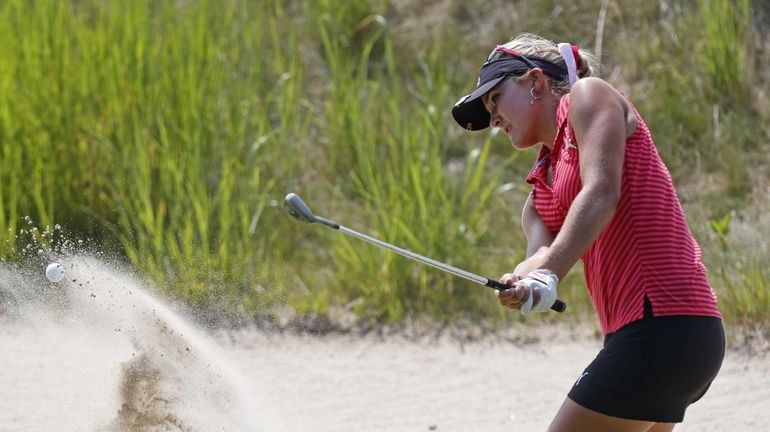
[{"xmin": 511, "ymin": 140, "xmax": 537, "ymax": 151}]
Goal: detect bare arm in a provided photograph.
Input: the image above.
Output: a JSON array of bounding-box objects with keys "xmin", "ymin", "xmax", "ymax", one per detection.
[
  {"xmin": 496, "ymin": 192, "xmax": 555, "ymax": 307},
  {"xmin": 537, "ymin": 77, "xmax": 629, "ymax": 279},
  {"xmin": 522, "ymin": 192, "xmax": 555, "ymax": 258},
  {"xmin": 504, "ymin": 193, "xmax": 555, "ymax": 279}
]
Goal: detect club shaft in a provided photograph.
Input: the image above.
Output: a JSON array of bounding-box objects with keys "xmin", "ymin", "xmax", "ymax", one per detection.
[
  {"xmin": 338, "ymin": 226, "xmax": 489, "ymax": 285},
  {"xmin": 283, "ymin": 192, "xmax": 565, "ymax": 313},
  {"xmin": 338, "ymin": 225, "xmax": 567, "ymax": 313}
]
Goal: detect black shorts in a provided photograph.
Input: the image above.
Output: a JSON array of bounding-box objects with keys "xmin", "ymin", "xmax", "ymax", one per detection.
[{"xmin": 567, "ymin": 299, "xmax": 725, "ymax": 423}]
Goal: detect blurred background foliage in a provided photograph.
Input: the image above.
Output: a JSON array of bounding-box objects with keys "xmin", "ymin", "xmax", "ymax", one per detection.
[{"xmin": 0, "ymin": 0, "xmax": 768, "ymax": 333}]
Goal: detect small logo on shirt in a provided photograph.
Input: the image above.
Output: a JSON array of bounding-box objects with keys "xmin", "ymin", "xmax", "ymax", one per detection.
[
  {"xmin": 564, "ymin": 140, "xmax": 577, "ymax": 150},
  {"xmin": 574, "ymin": 371, "xmax": 589, "ymax": 386}
]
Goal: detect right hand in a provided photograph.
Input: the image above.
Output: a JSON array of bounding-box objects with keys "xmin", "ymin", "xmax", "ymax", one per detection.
[
  {"xmin": 496, "ymin": 273, "xmax": 530, "ymax": 310},
  {"xmin": 496, "ymin": 247, "xmax": 548, "ymax": 310}
]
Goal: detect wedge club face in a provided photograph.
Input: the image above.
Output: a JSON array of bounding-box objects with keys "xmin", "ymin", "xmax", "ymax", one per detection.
[{"xmin": 283, "ymin": 193, "xmax": 317, "ymax": 224}]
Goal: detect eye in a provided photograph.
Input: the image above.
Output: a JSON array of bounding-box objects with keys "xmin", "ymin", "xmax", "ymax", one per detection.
[
  {"xmin": 483, "ymin": 90, "xmax": 502, "ymax": 114},
  {"xmin": 483, "ymin": 92, "xmax": 499, "ymax": 111}
]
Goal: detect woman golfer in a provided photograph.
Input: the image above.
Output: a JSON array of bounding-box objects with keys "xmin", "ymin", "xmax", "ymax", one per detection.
[{"xmin": 452, "ymin": 33, "xmax": 724, "ymax": 432}]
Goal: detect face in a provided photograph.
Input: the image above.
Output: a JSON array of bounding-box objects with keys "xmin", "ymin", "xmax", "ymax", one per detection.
[{"xmin": 482, "ymin": 75, "xmax": 542, "ymax": 150}]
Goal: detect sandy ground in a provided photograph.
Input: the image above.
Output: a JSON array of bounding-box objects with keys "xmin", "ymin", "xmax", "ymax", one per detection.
[
  {"xmin": 219, "ymin": 328, "xmax": 770, "ymax": 432},
  {"xmin": 1, "ymin": 256, "xmax": 768, "ymax": 431}
]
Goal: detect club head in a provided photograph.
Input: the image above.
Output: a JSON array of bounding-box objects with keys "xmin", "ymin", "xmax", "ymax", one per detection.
[{"xmin": 283, "ymin": 193, "xmax": 317, "ymax": 224}]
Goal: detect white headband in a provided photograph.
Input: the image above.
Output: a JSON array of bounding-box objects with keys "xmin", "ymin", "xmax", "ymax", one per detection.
[{"xmin": 557, "ymin": 43, "xmax": 578, "ymax": 86}]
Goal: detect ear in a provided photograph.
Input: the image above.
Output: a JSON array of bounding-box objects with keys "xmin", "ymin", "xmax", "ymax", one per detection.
[{"xmin": 528, "ymin": 69, "xmax": 547, "ymax": 91}]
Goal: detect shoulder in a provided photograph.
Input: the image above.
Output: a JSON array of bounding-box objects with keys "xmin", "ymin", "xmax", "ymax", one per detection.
[
  {"xmin": 568, "ymin": 78, "xmax": 626, "ymax": 110},
  {"xmin": 567, "ymin": 78, "xmax": 631, "ymax": 125}
]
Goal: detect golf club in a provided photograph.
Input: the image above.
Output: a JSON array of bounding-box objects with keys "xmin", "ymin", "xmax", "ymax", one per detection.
[{"xmin": 284, "ymin": 193, "xmax": 566, "ymax": 313}]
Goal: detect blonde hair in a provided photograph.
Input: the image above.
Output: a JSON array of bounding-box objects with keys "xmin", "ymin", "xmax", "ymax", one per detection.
[{"xmin": 501, "ymin": 33, "xmax": 598, "ymax": 95}]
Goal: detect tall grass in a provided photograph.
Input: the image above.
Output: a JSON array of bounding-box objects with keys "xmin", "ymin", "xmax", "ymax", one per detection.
[
  {"xmin": 697, "ymin": 0, "xmax": 752, "ymax": 104},
  {"xmin": 0, "ymin": 0, "xmax": 297, "ymax": 313},
  {"xmin": 0, "ymin": 0, "xmax": 767, "ymax": 329}
]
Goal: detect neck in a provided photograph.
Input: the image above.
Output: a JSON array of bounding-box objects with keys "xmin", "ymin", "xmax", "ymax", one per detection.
[{"xmin": 537, "ymin": 93, "xmax": 562, "ymax": 150}]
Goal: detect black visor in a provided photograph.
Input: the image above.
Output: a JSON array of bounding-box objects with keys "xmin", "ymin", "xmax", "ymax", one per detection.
[{"xmin": 452, "ymin": 54, "xmax": 567, "ymax": 131}]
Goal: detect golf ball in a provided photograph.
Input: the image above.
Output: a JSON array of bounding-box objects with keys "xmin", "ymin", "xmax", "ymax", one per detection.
[{"xmin": 45, "ymin": 263, "xmax": 65, "ymax": 283}]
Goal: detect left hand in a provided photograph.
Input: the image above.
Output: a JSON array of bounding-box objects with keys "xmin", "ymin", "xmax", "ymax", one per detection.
[{"xmin": 516, "ymin": 269, "xmax": 560, "ymax": 313}]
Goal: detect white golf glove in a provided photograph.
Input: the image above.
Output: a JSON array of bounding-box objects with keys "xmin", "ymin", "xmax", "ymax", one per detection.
[{"xmin": 518, "ymin": 269, "xmax": 559, "ymax": 314}]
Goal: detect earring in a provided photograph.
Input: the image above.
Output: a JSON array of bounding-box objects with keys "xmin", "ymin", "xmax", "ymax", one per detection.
[{"xmin": 530, "ymin": 87, "xmax": 542, "ymax": 106}]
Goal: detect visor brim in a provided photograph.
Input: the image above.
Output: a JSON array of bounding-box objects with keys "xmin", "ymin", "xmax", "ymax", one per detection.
[{"xmin": 451, "ymin": 75, "xmax": 507, "ymax": 131}]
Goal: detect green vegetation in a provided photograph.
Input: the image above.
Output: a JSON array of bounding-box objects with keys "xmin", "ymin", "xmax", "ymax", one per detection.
[{"xmin": 1, "ymin": 0, "xmax": 768, "ymax": 331}]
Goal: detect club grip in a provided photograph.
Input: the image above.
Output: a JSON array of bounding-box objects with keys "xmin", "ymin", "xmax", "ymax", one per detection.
[{"xmin": 487, "ymin": 279, "xmax": 566, "ymax": 313}]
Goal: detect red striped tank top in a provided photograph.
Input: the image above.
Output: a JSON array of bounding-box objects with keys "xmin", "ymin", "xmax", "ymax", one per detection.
[{"xmin": 526, "ymin": 93, "xmax": 721, "ymax": 334}]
